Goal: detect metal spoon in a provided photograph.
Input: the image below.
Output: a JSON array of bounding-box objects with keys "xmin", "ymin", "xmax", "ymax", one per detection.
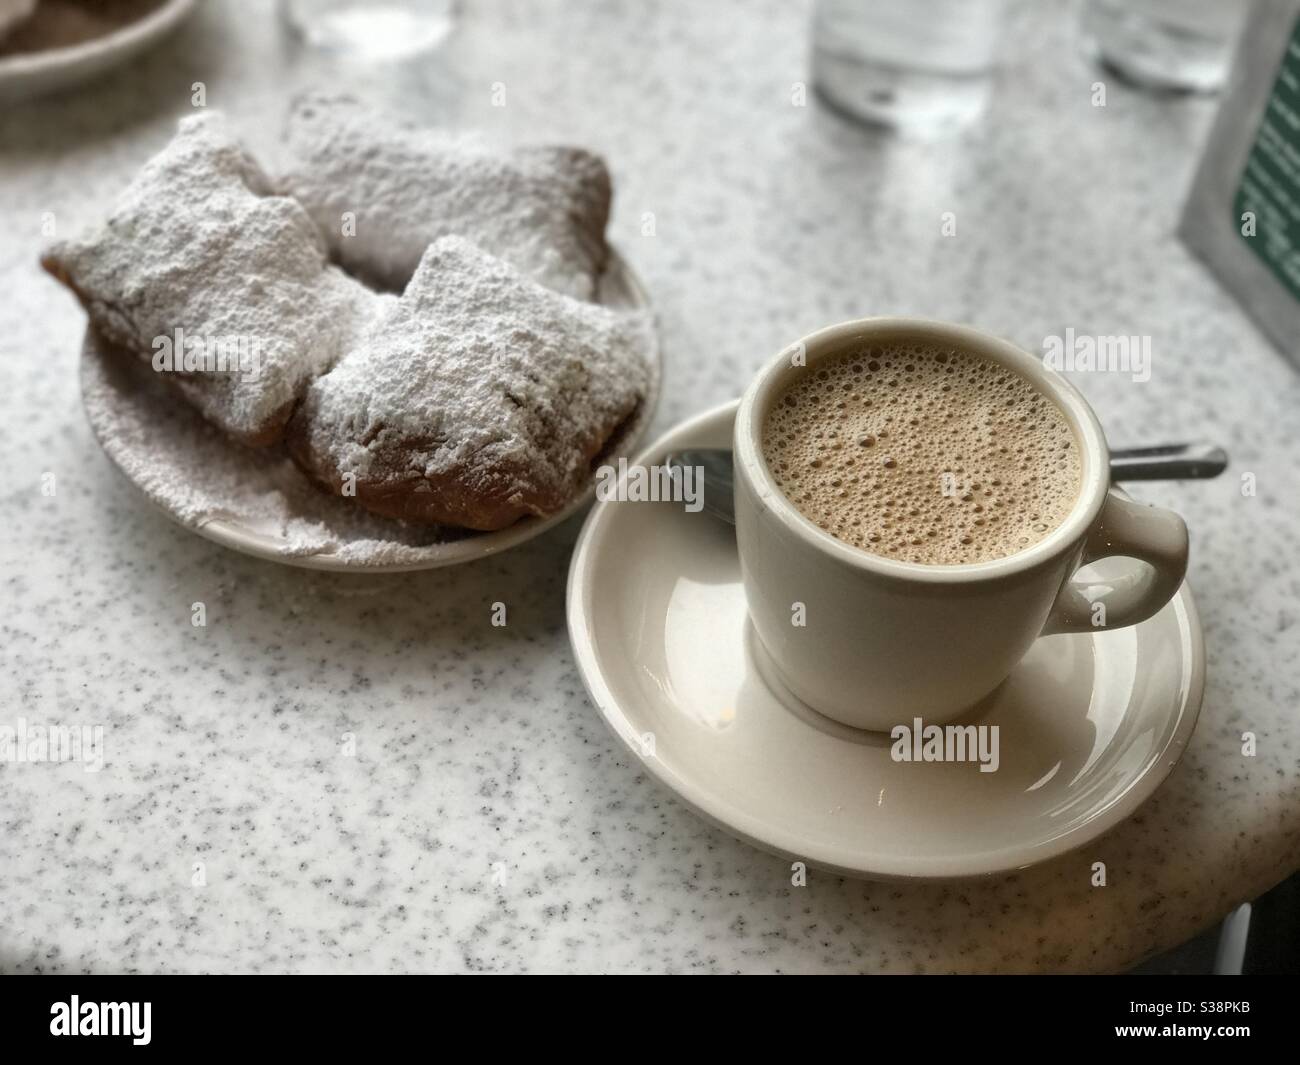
[
  {"xmin": 1107, "ymin": 442, "xmax": 1228, "ymax": 481},
  {"xmin": 664, "ymin": 443, "xmax": 1227, "ymax": 527}
]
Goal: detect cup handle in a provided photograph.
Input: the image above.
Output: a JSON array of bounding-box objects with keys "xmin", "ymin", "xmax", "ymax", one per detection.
[{"xmin": 1040, "ymin": 487, "xmax": 1189, "ymax": 636}]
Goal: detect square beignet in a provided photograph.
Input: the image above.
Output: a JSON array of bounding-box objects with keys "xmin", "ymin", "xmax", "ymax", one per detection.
[
  {"xmin": 279, "ymin": 93, "xmax": 612, "ymax": 300},
  {"xmin": 286, "ymin": 236, "xmax": 652, "ymax": 530},
  {"xmin": 42, "ymin": 111, "xmax": 388, "ymax": 446}
]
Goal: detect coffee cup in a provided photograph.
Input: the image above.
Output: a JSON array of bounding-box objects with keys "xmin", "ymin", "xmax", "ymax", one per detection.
[{"xmin": 733, "ymin": 317, "xmax": 1189, "ymax": 731}]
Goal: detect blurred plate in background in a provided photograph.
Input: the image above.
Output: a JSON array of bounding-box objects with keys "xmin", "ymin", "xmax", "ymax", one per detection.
[{"xmin": 0, "ymin": 0, "xmax": 199, "ymax": 104}]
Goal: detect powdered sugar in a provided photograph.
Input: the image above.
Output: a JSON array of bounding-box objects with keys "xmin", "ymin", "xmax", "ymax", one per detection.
[
  {"xmin": 81, "ymin": 331, "xmax": 473, "ymax": 562},
  {"xmin": 59, "ymin": 105, "xmax": 658, "ymax": 564},
  {"xmin": 290, "ymin": 236, "xmax": 654, "ymax": 530},
  {"xmin": 80, "ymin": 250, "xmax": 659, "ymax": 568},
  {"xmin": 279, "ymin": 93, "xmax": 611, "ymax": 299},
  {"xmin": 44, "ymin": 111, "xmax": 386, "ymax": 445}
]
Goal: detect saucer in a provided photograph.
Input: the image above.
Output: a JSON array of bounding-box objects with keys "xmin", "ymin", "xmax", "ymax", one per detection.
[
  {"xmin": 566, "ymin": 400, "xmax": 1205, "ymax": 880},
  {"xmin": 81, "ymin": 247, "xmax": 660, "ymax": 572},
  {"xmin": 0, "ymin": 0, "xmax": 199, "ymax": 104}
]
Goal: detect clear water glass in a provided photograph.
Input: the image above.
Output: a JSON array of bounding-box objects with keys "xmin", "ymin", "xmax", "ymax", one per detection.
[
  {"xmin": 281, "ymin": 0, "xmax": 458, "ymax": 62},
  {"xmin": 1081, "ymin": 0, "xmax": 1251, "ymax": 93},
  {"xmin": 811, "ymin": 0, "xmax": 1008, "ymax": 131}
]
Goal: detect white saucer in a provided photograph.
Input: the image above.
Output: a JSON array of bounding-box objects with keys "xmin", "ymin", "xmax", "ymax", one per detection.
[
  {"xmin": 0, "ymin": 0, "xmax": 198, "ymax": 104},
  {"xmin": 566, "ymin": 400, "xmax": 1205, "ymax": 880},
  {"xmin": 80, "ymin": 248, "xmax": 660, "ymax": 572}
]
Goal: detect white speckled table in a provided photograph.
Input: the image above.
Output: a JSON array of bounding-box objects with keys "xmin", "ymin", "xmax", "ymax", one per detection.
[{"xmin": 1, "ymin": 0, "xmax": 1297, "ymax": 974}]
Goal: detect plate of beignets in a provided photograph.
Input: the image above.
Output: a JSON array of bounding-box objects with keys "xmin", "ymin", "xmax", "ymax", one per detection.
[{"xmin": 50, "ymin": 102, "xmax": 660, "ymax": 571}]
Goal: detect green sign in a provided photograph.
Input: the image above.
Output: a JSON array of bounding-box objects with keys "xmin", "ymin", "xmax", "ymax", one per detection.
[{"xmin": 1235, "ymin": 17, "xmax": 1300, "ymax": 300}]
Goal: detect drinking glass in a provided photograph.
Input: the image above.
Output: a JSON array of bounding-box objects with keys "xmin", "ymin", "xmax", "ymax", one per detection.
[
  {"xmin": 281, "ymin": 0, "xmax": 459, "ymax": 62},
  {"xmin": 1081, "ymin": 0, "xmax": 1251, "ymax": 93},
  {"xmin": 811, "ymin": 0, "xmax": 1008, "ymax": 130}
]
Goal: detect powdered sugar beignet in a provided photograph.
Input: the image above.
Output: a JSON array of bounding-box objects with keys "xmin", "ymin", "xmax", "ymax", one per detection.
[
  {"xmin": 279, "ymin": 94, "xmax": 612, "ymax": 300},
  {"xmin": 42, "ymin": 111, "xmax": 388, "ymax": 447},
  {"xmin": 287, "ymin": 237, "xmax": 652, "ymax": 531}
]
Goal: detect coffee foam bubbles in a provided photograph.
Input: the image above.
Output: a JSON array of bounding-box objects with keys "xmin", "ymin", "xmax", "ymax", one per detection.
[{"xmin": 763, "ymin": 343, "xmax": 1082, "ymax": 565}]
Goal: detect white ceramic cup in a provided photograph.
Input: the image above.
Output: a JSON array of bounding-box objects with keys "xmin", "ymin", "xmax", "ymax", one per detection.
[{"xmin": 734, "ymin": 318, "xmax": 1189, "ymax": 732}]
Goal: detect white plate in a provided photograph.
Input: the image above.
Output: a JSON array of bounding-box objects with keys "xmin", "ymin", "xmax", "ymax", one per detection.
[
  {"xmin": 0, "ymin": 0, "xmax": 199, "ymax": 104},
  {"xmin": 81, "ymin": 248, "xmax": 660, "ymax": 571},
  {"xmin": 566, "ymin": 399, "xmax": 1206, "ymax": 880}
]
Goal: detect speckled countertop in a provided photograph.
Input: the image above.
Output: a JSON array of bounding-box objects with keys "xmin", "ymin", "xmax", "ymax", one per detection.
[{"xmin": 1, "ymin": 0, "xmax": 1297, "ymax": 974}]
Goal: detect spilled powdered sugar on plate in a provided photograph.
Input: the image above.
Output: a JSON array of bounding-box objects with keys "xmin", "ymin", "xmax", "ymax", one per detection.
[{"xmin": 81, "ymin": 249, "xmax": 660, "ymax": 571}]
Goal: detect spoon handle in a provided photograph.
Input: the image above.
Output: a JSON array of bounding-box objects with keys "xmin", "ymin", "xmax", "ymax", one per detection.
[{"xmin": 1108, "ymin": 442, "xmax": 1228, "ymax": 481}]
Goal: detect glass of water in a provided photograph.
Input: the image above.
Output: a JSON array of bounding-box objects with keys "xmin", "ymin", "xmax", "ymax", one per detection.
[
  {"xmin": 1081, "ymin": 0, "xmax": 1251, "ymax": 93},
  {"xmin": 811, "ymin": 0, "xmax": 1008, "ymax": 131},
  {"xmin": 281, "ymin": 0, "xmax": 459, "ymax": 62}
]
